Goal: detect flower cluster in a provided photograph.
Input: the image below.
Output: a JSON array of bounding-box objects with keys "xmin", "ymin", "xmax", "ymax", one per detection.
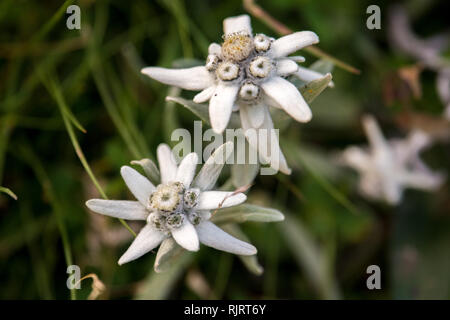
[
  {"xmin": 86, "ymin": 143, "xmax": 257, "ymax": 265},
  {"xmin": 84, "ymin": 13, "xmax": 446, "ymax": 271},
  {"xmin": 142, "ymin": 15, "xmax": 330, "ymax": 174}
]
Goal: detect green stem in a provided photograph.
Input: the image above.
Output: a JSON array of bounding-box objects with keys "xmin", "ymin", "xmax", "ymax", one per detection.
[
  {"xmin": 39, "ymin": 71, "xmax": 137, "ymax": 237},
  {"xmin": 90, "ymin": 61, "xmax": 143, "ymax": 160}
]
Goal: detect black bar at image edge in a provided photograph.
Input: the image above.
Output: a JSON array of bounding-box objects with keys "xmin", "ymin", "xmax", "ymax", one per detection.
[{"xmin": 0, "ymin": 300, "xmax": 448, "ymax": 318}]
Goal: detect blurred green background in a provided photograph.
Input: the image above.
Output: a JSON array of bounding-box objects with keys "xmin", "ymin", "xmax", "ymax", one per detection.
[{"xmin": 0, "ymin": 0, "xmax": 449, "ymax": 299}]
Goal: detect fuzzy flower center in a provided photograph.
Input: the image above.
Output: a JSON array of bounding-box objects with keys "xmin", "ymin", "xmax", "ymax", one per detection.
[
  {"xmin": 239, "ymin": 81, "xmax": 260, "ymax": 100},
  {"xmin": 221, "ymin": 32, "xmax": 254, "ymax": 61},
  {"xmin": 217, "ymin": 61, "xmax": 240, "ymax": 81},
  {"xmin": 249, "ymin": 56, "xmax": 273, "ymax": 78},
  {"xmin": 149, "ymin": 182, "xmax": 184, "ymax": 213},
  {"xmin": 254, "ymin": 34, "xmax": 271, "ymax": 52},
  {"xmin": 147, "ymin": 182, "xmax": 202, "ymax": 232},
  {"xmin": 206, "ymin": 54, "xmax": 219, "ymax": 71}
]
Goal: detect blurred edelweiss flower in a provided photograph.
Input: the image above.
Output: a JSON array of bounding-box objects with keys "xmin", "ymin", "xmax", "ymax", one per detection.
[
  {"xmin": 142, "ymin": 14, "xmax": 331, "ymax": 174},
  {"xmin": 341, "ymin": 115, "xmax": 445, "ymax": 205},
  {"xmin": 86, "ymin": 142, "xmax": 257, "ymax": 265}
]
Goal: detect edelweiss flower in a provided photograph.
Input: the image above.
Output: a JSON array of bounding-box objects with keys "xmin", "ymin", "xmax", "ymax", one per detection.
[
  {"xmin": 341, "ymin": 115, "xmax": 445, "ymax": 204},
  {"xmin": 86, "ymin": 143, "xmax": 257, "ymax": 265},
  {"xmin": 142, "ymin": 14, "xmax": 329, "ymax": 174}
]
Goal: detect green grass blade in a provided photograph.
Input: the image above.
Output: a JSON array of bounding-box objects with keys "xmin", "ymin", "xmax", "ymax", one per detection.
[
  {"xmin": 0, "ymin": 186, "xmax": 17, "ymax": 200},
  {"xmin": 40, "ymin": 71, "xmax": 136, "ymax": 237},
  {"xmin": 33, "ymin": 0, "xmax": 74, "ymax": 41},
  {"xmin": 159, "ymin": 0, "xmax": 193, "ymax": 58},
  {"xmin": 89, "ymin": 60, "xmax": 143, "ymax": 159}
]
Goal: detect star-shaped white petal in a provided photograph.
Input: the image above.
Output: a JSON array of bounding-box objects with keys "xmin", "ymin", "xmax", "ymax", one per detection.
[{"xmin": 341, "ymin": 115, "xmax": 445, "ymax": 204}]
